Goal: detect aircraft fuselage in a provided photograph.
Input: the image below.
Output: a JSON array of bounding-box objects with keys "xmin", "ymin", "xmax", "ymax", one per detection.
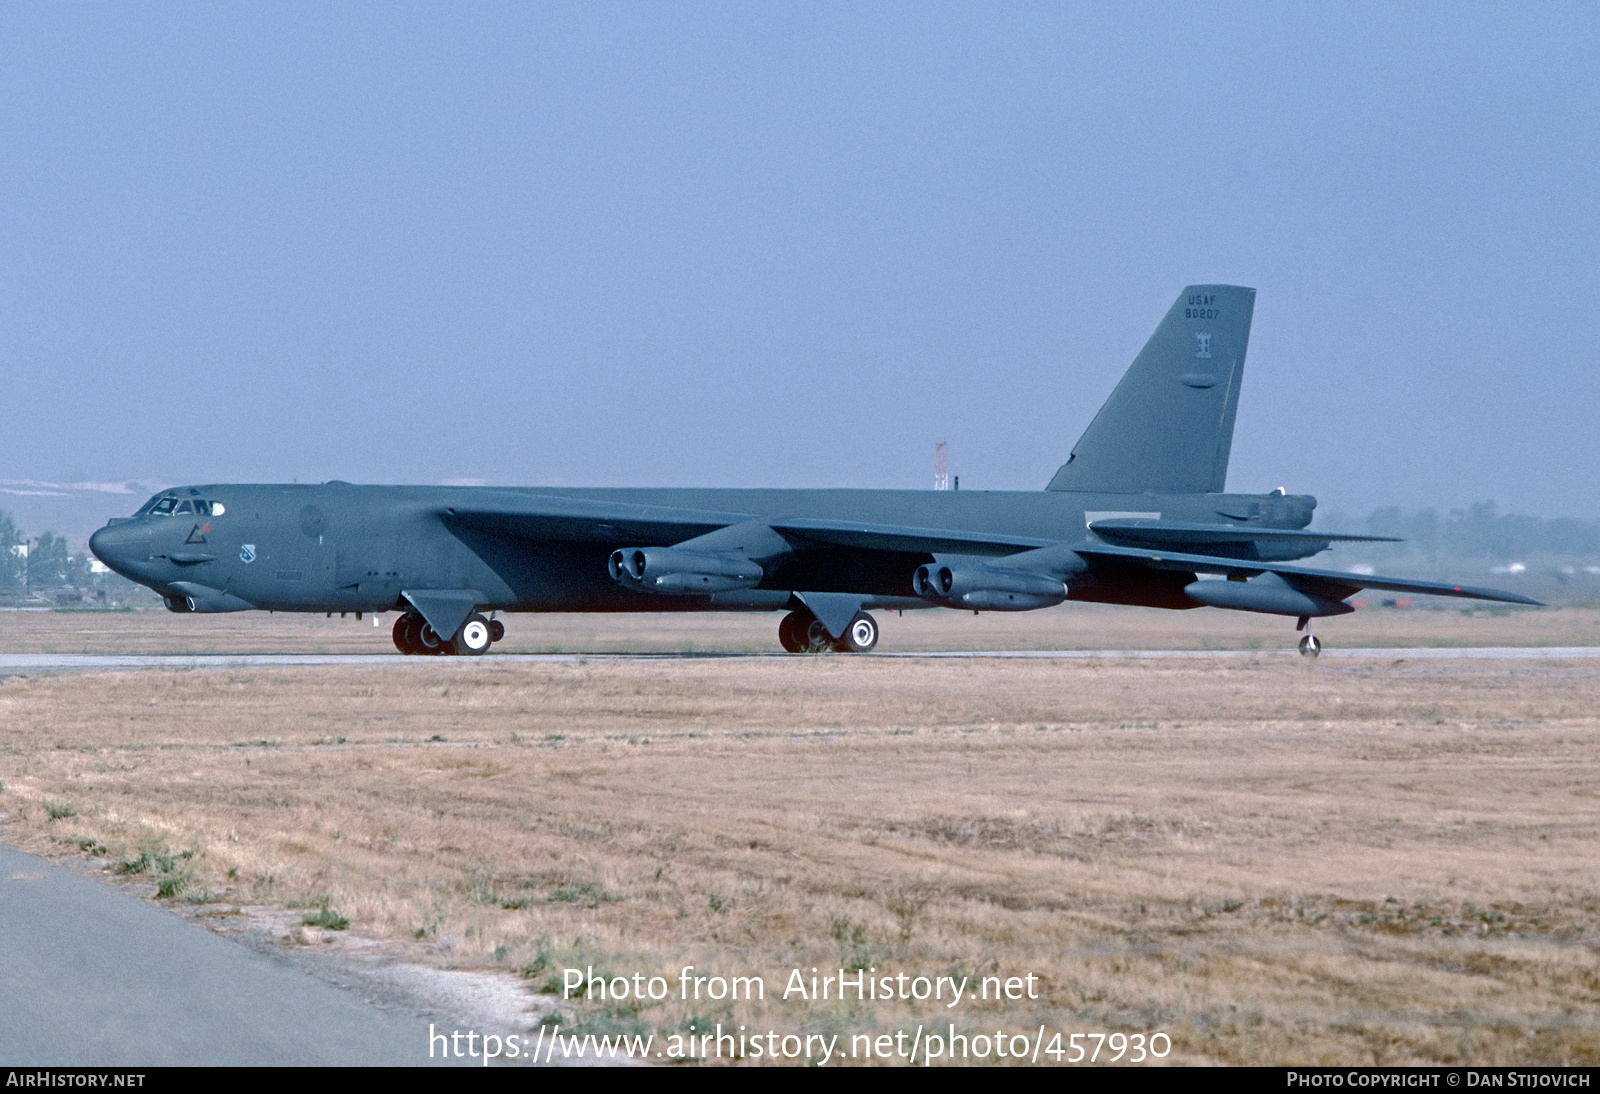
[{"xmin": 90, "ymin": 482, "xmax": 1320, "ymax": 616}]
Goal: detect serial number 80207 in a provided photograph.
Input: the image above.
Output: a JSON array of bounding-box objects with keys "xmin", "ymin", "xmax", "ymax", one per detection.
[
  {"xmin": 1049, "ymin": 1031, "xmax": 1171, "ymax": 1063},
  {"xmin": 1184, "ymin": 307, "xmax": 1219, "ymax": 319}
]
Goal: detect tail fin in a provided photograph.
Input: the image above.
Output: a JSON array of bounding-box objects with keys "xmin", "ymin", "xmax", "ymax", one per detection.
[{"xmin": 1046, "ymin": 285, "xmax": 1255, "ymax": 494}]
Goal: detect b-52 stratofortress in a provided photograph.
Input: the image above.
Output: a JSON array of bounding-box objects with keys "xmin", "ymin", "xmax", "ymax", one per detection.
[{"xmin": 91, "ymin": 285, "xmax": 1535, "ymax": 657}]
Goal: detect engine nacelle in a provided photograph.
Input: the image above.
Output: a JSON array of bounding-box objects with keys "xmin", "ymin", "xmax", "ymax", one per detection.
[
  {"xmin": 912, "ymin": 563, "xmax": 1068, "ymax": 611},
  {"xmin": 609, "ymin": 547, "xmax": 764, "ymax": 595}
]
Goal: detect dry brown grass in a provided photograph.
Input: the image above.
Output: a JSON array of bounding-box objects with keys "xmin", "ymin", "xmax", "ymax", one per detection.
[{"xmin": 2, "ymin": 625, "xmax": 1598, "ymax": 1065}]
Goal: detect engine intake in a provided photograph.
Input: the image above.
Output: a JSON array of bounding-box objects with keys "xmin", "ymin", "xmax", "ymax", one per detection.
[
  {"xmin": 912, "ymin": 563, "xmax": 1068, "ymax": 611},
  {"xmin": 609, "ymin": 547, "xmax": 764, "ymax": 595}
]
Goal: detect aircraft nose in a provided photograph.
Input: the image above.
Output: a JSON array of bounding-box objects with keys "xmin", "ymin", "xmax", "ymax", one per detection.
[{"xmin": 90, "ymin": 521, "xmax": 151, "ymax": 575}]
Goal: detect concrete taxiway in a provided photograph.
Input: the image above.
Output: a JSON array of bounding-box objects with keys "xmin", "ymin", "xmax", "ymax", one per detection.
[
  {"xmin": 1, "ymin": 648, "xmax": 1598, "ymax": 676},
  {"xmin": 0, "ymin": 843, "xmax": 490, "ymax": 1066}
]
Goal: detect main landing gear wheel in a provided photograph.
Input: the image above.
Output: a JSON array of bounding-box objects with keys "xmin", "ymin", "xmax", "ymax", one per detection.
[
  {"xmin": 778, "ymin": 611, "xmax": 808, "ymax": 653},
  {"xmin": 489, "ymin": 618, "xmax": 505, "ymax": 643},
  {"xmin": 802, "ymin": 617, "xmax": 834, "ymax": 653},
  {"xmin": 835, "ymin": 611, "xmax": 879, "ymax": 654},
  {"xmin": 452, "ymin": 613, "xmax": 493, "ymax": 656},
  {"xmin": 1299, "ymin": 634, "xmax": 1322, "ymax": 659},
  {"xmin": 778, "ymin": 609, "xmax": 878, "ymax": 654},
  {"xmin": 394, "ymin": 613, "xmax": 437, "ymax": 655},
  {"xmin": 393, "ymin": 614, "xmax": 417, "ymax": 654},
  {"xmin": 778, "ymin": 610, "xmax": 836, "ymax": 653},
  {"xmin": 416, "ymin": 621, "xmax": 448, "ymax": 655}
]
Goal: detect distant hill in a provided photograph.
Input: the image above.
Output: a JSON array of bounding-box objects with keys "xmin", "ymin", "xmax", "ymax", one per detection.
[{"xmin": 0, "ymin": 480, "xmax": 165, "ymax": 551}]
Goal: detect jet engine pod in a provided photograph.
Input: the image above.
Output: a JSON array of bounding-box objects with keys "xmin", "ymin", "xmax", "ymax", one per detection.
[
  {"xmin": 609, "ymin": 547, "xmax": 763, "ymax": 595},
  {"xmin": 912, "ymin": 563, "xmax": 1067, "ymax": 611}
]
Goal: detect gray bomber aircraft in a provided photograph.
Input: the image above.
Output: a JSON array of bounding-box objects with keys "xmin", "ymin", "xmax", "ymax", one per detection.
[{"xmin": 90, "ymin": 285, "xmax": 1535, "ymax": 658}]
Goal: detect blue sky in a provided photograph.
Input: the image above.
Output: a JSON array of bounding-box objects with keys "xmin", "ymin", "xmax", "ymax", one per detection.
[{"xmin": 3, "ymin": 3, "xmax": 1597, "ymax": 517}]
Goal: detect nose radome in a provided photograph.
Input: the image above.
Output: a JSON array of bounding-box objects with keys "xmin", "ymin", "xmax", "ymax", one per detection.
[{"xmin": 90, "ymin": 521, "xmax": 151, "ymax": 572}]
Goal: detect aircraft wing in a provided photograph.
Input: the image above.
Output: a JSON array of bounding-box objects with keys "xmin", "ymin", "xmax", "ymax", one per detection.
[
  {"xmin": 768, "ymin": 518, "xmax": 1055, "ymax": 557},
  {"xmin": 442, "ymin": 496, "xmax": 752, "ymax": 544},
  {"xmin": 1074, "ymin": 542, "xmax": 1541, "ymax": 605},
  {"xmin": 445, "ymin": 500, "xmax": 1058, "ymax": 556},
  {"xmin": 443, "ymin": 498, "xmax": 1537, "ymax": 607}
]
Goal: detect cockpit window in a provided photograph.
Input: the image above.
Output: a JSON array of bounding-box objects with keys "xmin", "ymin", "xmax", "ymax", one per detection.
[{"xmin": 138, "ymin": 494, "xmax": 223, "ymax": 517}]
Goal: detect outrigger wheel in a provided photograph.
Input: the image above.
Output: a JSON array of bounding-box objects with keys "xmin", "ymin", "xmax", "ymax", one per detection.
[{"xmin": 1295, "ymin": 614, "xmax": 1322, "ymax": 659}]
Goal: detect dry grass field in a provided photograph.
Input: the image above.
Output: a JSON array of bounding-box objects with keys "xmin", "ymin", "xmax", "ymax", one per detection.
[{"xmin": 0, "ymin": 609, "xmax": 1597, "ymax": 1065}]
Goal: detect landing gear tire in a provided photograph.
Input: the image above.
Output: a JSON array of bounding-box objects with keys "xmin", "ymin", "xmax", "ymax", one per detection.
[
  {"xmin": 417, "ymin": 621, "xmax": 448, "ymax": 655},
  {"xmin": 452, "ymin": 613, "xmax": 493, "ymax": 656},
  {"xmin": 835, "ymin": 611, "xmax": 878, "ymax": 654},
  {"xmin": 393, "ymin": 614, "xmax": 415, "ymax": 654},
  {"xmin": 1299, "ymin": 634, "xmax": 1322, "ymax": 659},
  {"xmin": 778, "ymin": 610, "xmax": 836, "ymax": 653},
  {"xmin": 394, "ymin": 613, "xmax": 430, "ymax": 655},
  {"xmin": 802, "ymin": 617, "xmax": 834, "ymax": 653},
  {"xmin": 778, "ymin": 611, "xmax": 808, "ymax": 653},
  {"xmin": 488, "ymin": 618, "xmax": 505, "ymax": 643}
]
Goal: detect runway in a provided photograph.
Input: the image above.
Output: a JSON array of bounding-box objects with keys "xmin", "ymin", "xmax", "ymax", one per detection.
[{"xmin": 2, "ymin": 647, "xmax": 1598, "ymax": 675}]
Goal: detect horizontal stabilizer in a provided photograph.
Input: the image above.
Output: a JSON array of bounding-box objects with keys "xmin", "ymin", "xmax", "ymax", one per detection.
[
  {"xmin": 1094, "ymin": 518, "xmax": 1395, "ymax": 559},
  {"xmin": 1089, "ymin": 519, "xmax": 1398, "ymax": 552}
]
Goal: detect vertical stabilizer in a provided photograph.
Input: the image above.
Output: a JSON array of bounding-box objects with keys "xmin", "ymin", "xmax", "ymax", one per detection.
[{"xmin": 1047, "ymin": 285, "xmax": 1255, "ymax": 494}]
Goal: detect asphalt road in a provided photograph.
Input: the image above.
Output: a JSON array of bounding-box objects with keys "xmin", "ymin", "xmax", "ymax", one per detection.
[
  {"xmin": 1, "ymin": 647, "xmax": 1598, "ymax": 676},
  {"xmin": 0, "ymin": 842, "xmax": 471, "ymax": 1066}
]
